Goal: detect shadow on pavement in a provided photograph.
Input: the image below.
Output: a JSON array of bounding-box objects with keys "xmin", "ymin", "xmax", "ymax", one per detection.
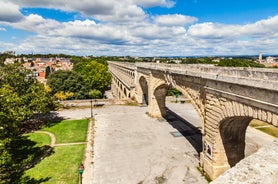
[{"xmin": 163, "ymin": 107, "xmax": 202, "ymax": 155}]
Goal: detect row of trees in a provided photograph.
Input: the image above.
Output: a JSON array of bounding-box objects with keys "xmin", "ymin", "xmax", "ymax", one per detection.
[{"xmin": 217, "ymin": 59, "xmax": 265, "ymax": 67}]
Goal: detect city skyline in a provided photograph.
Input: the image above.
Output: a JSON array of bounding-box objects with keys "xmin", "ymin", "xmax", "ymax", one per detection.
[{"xmin": 0, "ymin": 0, "xmax": 278, "ymax": 56}]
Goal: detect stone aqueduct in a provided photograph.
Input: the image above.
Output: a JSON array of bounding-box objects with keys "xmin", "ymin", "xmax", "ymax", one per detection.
[{"xmin": 108, "ymin": 61, "xmax": 278, "ymax": 179}]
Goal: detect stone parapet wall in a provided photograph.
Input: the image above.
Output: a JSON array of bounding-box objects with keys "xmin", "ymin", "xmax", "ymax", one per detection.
[{"xmin": 136, "ymin": 63, "xmax": 278, "ymax": 91}]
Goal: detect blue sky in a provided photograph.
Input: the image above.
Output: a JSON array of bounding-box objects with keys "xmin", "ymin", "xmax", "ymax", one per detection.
[{"xmin": 0, "ymin": 0, "xmax": 278, "ymax": 56}]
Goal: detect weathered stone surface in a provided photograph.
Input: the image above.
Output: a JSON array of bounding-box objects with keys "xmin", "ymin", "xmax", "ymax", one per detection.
[{"xmin": 211, "ymin": 139, "xmax": 278, "ymax": 184}]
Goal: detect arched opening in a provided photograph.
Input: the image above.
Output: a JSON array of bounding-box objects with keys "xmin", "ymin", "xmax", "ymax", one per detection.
[
  {"xmin": 150, "ymin": 84, "xmax": 203, "ymax": 154},
  {"xmin": 219, "ymin": 117, "xmax": 276, "ymax": 167},
  {"xmin": 124, "ymin": 88, "xmax": 127, "ymax": 98},
  {"xmin": 153, "ymin": 84, "xmax": 169, "ymax": 117},
  {"xmin": 139, "ymin": 76, "xmax": 148, "ymax": 105},
  {"xmin": 164, "ymin": 87, "xmax": 203, "ymax": 154},
  {"xmin": 219, "ymin": 116, "xmax": 252, "ymax": 167}
]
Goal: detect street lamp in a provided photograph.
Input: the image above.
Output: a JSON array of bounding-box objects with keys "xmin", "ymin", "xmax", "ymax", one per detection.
[
  {"xmin": 90, "ymin": 99, "xmax": 93, "ymax": 118},
  {"xmin": 175, "ymin": 93, "xmax": 179, "ymax": 103},
  {"xmin": 78, "ymin": 163, "xmax": 84, "ymax": 184}
]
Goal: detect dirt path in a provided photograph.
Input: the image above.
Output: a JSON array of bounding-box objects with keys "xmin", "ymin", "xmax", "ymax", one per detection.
[
  {"xmin": 35, "ymin": 131, "xmax": 56, "ymax": 147},
  {"xmin": 35, "ymin": 130, "xmax": 86, "ymax": 147}
]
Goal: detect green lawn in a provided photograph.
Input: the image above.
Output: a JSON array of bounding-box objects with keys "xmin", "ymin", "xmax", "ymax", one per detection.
[
  {"xmin": 249, "ymin": 119, "xmax": 278, "ymax": 138},
  {"xmin": 43, "ymin": 119, "xmax": 89, "ymax": 143},
  {"xmin": 249, "ymin": 119, "xmax": 266, "ymax": 128},
  {"xmin": 24, "ymin": 145, "xmax": 85, "ymax": 184},
  {"xmin": 23, "ymin": 119, "xmax": 89, "ymax": 183},
  {"xmin": 26, "ymin": 132, "xmax": 51, "ymax": 147},
  {"xmin": 256, "ymin": 127, "xmax": 278, "ymax": 138}
]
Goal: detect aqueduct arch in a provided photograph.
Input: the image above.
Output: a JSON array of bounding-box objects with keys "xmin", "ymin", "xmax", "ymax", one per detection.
[
  {"xmin": 151, "ymin": 83, "xmax": 169, "ymax": 117},
  {"xmin": 138, "ymin": 76, "xmax": 149, "ymax": 105},
  {"xmin": 108, "ymin": 61, "xmax": 278, "ymax": 180},
  {"xmin": 219, "ymin": 116, "xmax": 253, "ymax": 167}
]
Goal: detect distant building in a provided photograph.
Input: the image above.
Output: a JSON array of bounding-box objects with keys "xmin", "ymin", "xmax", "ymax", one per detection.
[
  {"xmin": 259, "ymin": 51, "xmax": 263, "ymax": 63},
  {"xmin": 257, "ymin": 51, "xmax": 278, "ymax": 67},
  {"xmin": 266, "ymin": 56, "xmax": 274, "ymax": 63},
  {"xmin": 4, "ymin": 57, "xmax": 73, "ymax": 84}
]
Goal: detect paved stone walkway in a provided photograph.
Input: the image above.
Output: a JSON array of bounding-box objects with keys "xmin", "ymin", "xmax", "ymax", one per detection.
[
  {"xmin": 91, "ymin": 105, "xmax": 207, "ymax": 184},
  {"xmin": 56, "ymin": 103, "xmax": 276, "ymax": 184}
]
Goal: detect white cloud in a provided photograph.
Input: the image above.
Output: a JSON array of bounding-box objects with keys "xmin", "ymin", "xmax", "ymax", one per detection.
[
  {"xmin": 154, "ymin": 14, "xmax": 198, "ymax": 26},
  {"xmin": 187, "ymin": 15, "xmax": 278, "ymax": 42},
  {"xmin": 0, "ymin": 27, "xmax": 6, "ymax": 31},
  {"xmin": 7, "ymin": 14, "xmax": 60, "ymax": 34},
  {"xmin": 12, "ymin": 0, "xmax": 146, "ymax": 22},
  {"xmin": 132, "ymin": 23, "xmax": 186, "ymax": 41},
  {"xmin": 1, "ymin": 1, "xmax": 278, "ymax": 56},
  {"xmin": 0, "ymin": 1, "xmax": 24, "ymax": 22},
  {"xmin": 240, "ymin": 15, "xmax": 278, "ymax": 37},
  {"xmin": 53, "ymin": 20, "xmax": 131, "ymax": 45},
  {"xmin": 136, "ymin": 0, "xmax": 175, "ymax": 8},
  {"xmin": 187, "ymin": 22, "xmax": 240, "ymax": 39},
  {"xmin": 93, "ymin": 3, "xmax": 146, "ymax": 22},
  {"xmin": 13, "ymin": 0, "xmax": 113, "ymax": 15}
]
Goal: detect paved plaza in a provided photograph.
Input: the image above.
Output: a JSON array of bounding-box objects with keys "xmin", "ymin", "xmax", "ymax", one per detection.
[
  {"xmin": 57, "ymin": 102, "xmax": 275, "ymax": 184},
  {"xmin": 91, "ymin": 105, "xmax": 207, "ymax": 184},
  {"xmin": 58, "ymin": 103, "xmax": 207, "ymax": 184}
]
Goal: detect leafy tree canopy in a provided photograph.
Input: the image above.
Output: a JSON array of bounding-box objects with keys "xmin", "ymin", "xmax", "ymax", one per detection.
[
  {"xmin": 73, "ymin": 60, "xmax": 112, "ymax": 93},
  {"xmin": 47, "ymin": 70, "xmax": 90, "ymax": 100},
  {"xmin": 0, "ymin": 64, "xmax": 55, "ymax": 139},
  {"xmin": 89, "ymin": 89, "xmax": 103, "ymax": 99},
  {"xmin": 181, "ymin": 57, "xmax": 215, "ymax": 64},
  {"xmin": 217, "ymin": 59, "xmax": 265, "ymax": 67}
]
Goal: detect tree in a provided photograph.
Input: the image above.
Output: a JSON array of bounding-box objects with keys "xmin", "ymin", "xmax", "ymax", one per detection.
[
  {"xmin": 0, "ymin": 64, "xmax": 55, "ymax": 182},
  {"xmin": 89, "ymin": 89, "xmax": 103, "ymax": 99},
  {"xmin": 73, "ymin": 60, "xmax": 112, "ymax": 94},
  {"xmin": 47, "ymin": 70, "xmax": 90, "ymax": 99},
  {"xmin": 45, "ymin": 66, "xmax": 51, "ymax": 78},
  {"xmin": 0, "ymin": 53, "xmax": 11, "ymax": 66},
  {"xmin": 54, "ymin": 91, "xmax": 74, "ymax": 100}
]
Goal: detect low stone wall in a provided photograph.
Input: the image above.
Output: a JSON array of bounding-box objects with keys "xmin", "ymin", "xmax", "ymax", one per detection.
[
  {"xmin": 211, "ymin": 138, "xmax": 278, "ymax": 184},
  {"xmin": 59, "ymin": 99, "xmax": 134, "ymax": 107}
]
